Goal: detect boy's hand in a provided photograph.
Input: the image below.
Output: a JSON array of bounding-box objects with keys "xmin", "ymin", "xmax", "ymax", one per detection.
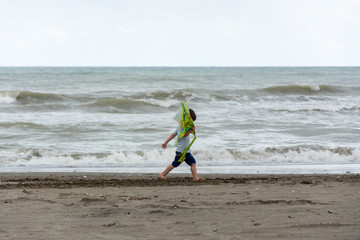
[{"xmin": 162, "ymin": 133, "xmax": 176, "ymax": 149}]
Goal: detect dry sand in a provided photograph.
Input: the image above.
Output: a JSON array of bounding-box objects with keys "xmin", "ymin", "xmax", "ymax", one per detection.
[{"xmin": 0, "ymin": 173, "xmax": 359, "ymax": 240}]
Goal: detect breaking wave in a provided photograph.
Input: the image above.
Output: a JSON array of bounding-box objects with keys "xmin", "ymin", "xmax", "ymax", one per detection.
[
  {"xmin": 1, "ymin": 146, "xmax": 359, "ymax": 168},
  {"xmin": 262, "ymin": 84, "xmax": 347, "ymax": 95},
  {"xmin": 134, "ymin": 89, "xmax": 195, "ymax": 100},
  {"xmin": 196, "ymin": 146, "xmax": 360, "ymax": 166},
  {"xmin": 266, "ymin": 104, "xmax": 360, "ymax": 113},
  {"xmin": 0, "ymin": 90, "xmax": 182, "ymax": 111},
  {"xmin": 85, "ymin": 98, "xmax": 179, "ymax": 112},
  {"xmin": 0, "ymin": 91, "xmax": 20, "ymax": 103},
  {"xmin": 0, "ymin": 91, "xmax": 65, "ymax": 104}
]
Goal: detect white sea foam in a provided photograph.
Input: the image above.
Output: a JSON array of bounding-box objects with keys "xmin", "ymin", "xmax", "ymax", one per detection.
[
  {"xmin": 139, "ymin": 98, "xmax": 179, "ymax": 108},
  {"xmin": 1, "ymin": 147, "xmax": 359, "ymax": 169},
  {"xmin": 0, "ymin": 91, "xmax": 19, "ymax": 103},
  {"xmin": 310, "ymin": 85, "xmax": 320, "ymax": 91}
]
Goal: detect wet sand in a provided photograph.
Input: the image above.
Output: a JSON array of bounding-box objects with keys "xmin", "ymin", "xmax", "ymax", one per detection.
[{"xmin": 0, "ymin": 173, "xmax": 359, "ymax": 240}]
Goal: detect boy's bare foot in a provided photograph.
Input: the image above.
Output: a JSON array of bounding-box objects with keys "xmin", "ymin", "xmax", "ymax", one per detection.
[
  {"xmin": 193, "ymin": 177, "xmax": 205, "ymax": 181},
  {"xmin": 159, "ymin": 173, "xmax": 167, "ymax": 180}
]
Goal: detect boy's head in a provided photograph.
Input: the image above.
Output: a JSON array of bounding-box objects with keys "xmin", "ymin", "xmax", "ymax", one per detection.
[{"xmin": 189, "ymin": 109, "xmax": 196, "ymax": 121}]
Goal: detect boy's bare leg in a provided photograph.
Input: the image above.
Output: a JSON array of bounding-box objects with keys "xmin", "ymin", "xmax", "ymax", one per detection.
[
  {"xmin": 190, "ymin": 164, "xmax": 204, "ymax": 180},
  {"xmin": 160, "ymin": 165, "xmax": 174, "ymax": 179}
]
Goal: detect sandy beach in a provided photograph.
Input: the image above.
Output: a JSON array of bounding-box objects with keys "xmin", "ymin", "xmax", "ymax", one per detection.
[{"xmin": 0, "ymin": 173, "xmax": 359, "ymax": 240}]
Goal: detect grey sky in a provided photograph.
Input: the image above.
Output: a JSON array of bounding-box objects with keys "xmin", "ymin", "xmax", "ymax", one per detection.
[{"xmin": 1, "ymin": 0, "xmax": 359, "ymax": 66}]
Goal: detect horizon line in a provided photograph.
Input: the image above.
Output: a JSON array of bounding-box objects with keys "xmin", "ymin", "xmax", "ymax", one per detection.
[{"xmin": 0, "ymin": 65, "xmax": 359, "ymax": 68}]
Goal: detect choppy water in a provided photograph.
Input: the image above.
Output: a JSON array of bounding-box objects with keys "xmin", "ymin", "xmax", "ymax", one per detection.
[{"xmin": 1, "ymin": 67, "xmax": 359, "ymax": 173}]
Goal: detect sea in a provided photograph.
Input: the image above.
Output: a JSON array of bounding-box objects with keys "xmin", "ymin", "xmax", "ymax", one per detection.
[{"xmin": 1, "ymin": 67, "xmax": 359, "ymax": 174}]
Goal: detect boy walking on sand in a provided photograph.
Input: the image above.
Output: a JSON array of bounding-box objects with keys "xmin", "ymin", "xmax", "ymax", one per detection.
[{"xmin": 160, "ymin": 109, "xmax": 204, "ymax": 181}]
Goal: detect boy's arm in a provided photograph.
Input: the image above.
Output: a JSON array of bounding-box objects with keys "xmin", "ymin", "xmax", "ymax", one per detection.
[
  {"xmin": 162, "ymin": 133, "xmax": 176, "ymax": 149},
  {"xmin": 183, "ymin": 126, "xmax": 196, "ymax": 138}
]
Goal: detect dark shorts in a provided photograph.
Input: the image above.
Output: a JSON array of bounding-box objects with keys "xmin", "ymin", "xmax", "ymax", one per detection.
[{"xmin": 171, "ymin": 152, "xmax": 196, "ymax": 168}]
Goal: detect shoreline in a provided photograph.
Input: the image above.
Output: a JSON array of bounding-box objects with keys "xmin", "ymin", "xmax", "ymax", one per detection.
[
  {"xmin": 1, "ymin": 173, "xmax": 359, "ymax": 189},
  {"xmin": 1, "ymin": 173, "xmax": 359, "ymax": 239},
  {"xmin": 1, "ymin": 163, "xmax": 359, "ymax": 175}
]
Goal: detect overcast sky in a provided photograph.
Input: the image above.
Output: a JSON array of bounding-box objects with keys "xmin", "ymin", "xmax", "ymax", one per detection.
[{"xmin": 1, "ymin": 0, "xmax": 359, "ymax": 66}]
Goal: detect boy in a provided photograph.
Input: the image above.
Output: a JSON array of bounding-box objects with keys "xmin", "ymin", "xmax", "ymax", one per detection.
[{"xmin": 160, "ymin": 109, "xmax": 204, "ymax": 181}]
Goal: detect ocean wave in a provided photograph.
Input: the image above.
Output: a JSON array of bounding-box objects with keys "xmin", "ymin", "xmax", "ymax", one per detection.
[
  {"xmin": 137, "ymin": 89, "xmax": 195, "ymax": 100},
  {"xmin": 266, "ymin": 104, "xmax": 360, "ymax": 113},
  {"xmin": 2, "ymin": 86, "xmax": 359, "ymax": 115},
  {"xmin": 195, "ymin": 147, "xmax": 360, "ymax": 165},
  {"xmin": 0, "ymin": 91, "xmax": 20, "ymax": 103},
  {"xmin": 0, "ymin": 90, "xmax": 182, "ymax": 112},
  {"xmin": 0, "ymin": 149, "xmax": 175, "ymax": 167},
  {"xmin": 0, "ymin": 122, "xmax": 46, "ymax": 129},
  {"xmin": 1, "ymin": 146, "xmax": 359, "ymax": 168},
  {"xmin": 263, "ymin": 84, "xmax": 345, "ymax": 95},
  {"xmin": 85, "ymin": 98, "xmax": 179, "ymax": 112},
  {"xmin": 90, "ymin": 89, "xmax": 197, "ymax": 110},
  {"xmin": 17, "ymin": 91, "xmax": 65, "ymax": 103},
  {"xmin": 264, "ymin": 146, "xmax": 354, "ymax": 155},
  {"xmin": 0, "ymin": 90, "xmax": 66, "ymax": 104},
  {"xmin": 197, "ymin": 84, "xmax": 359, "ymax": 103}
]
